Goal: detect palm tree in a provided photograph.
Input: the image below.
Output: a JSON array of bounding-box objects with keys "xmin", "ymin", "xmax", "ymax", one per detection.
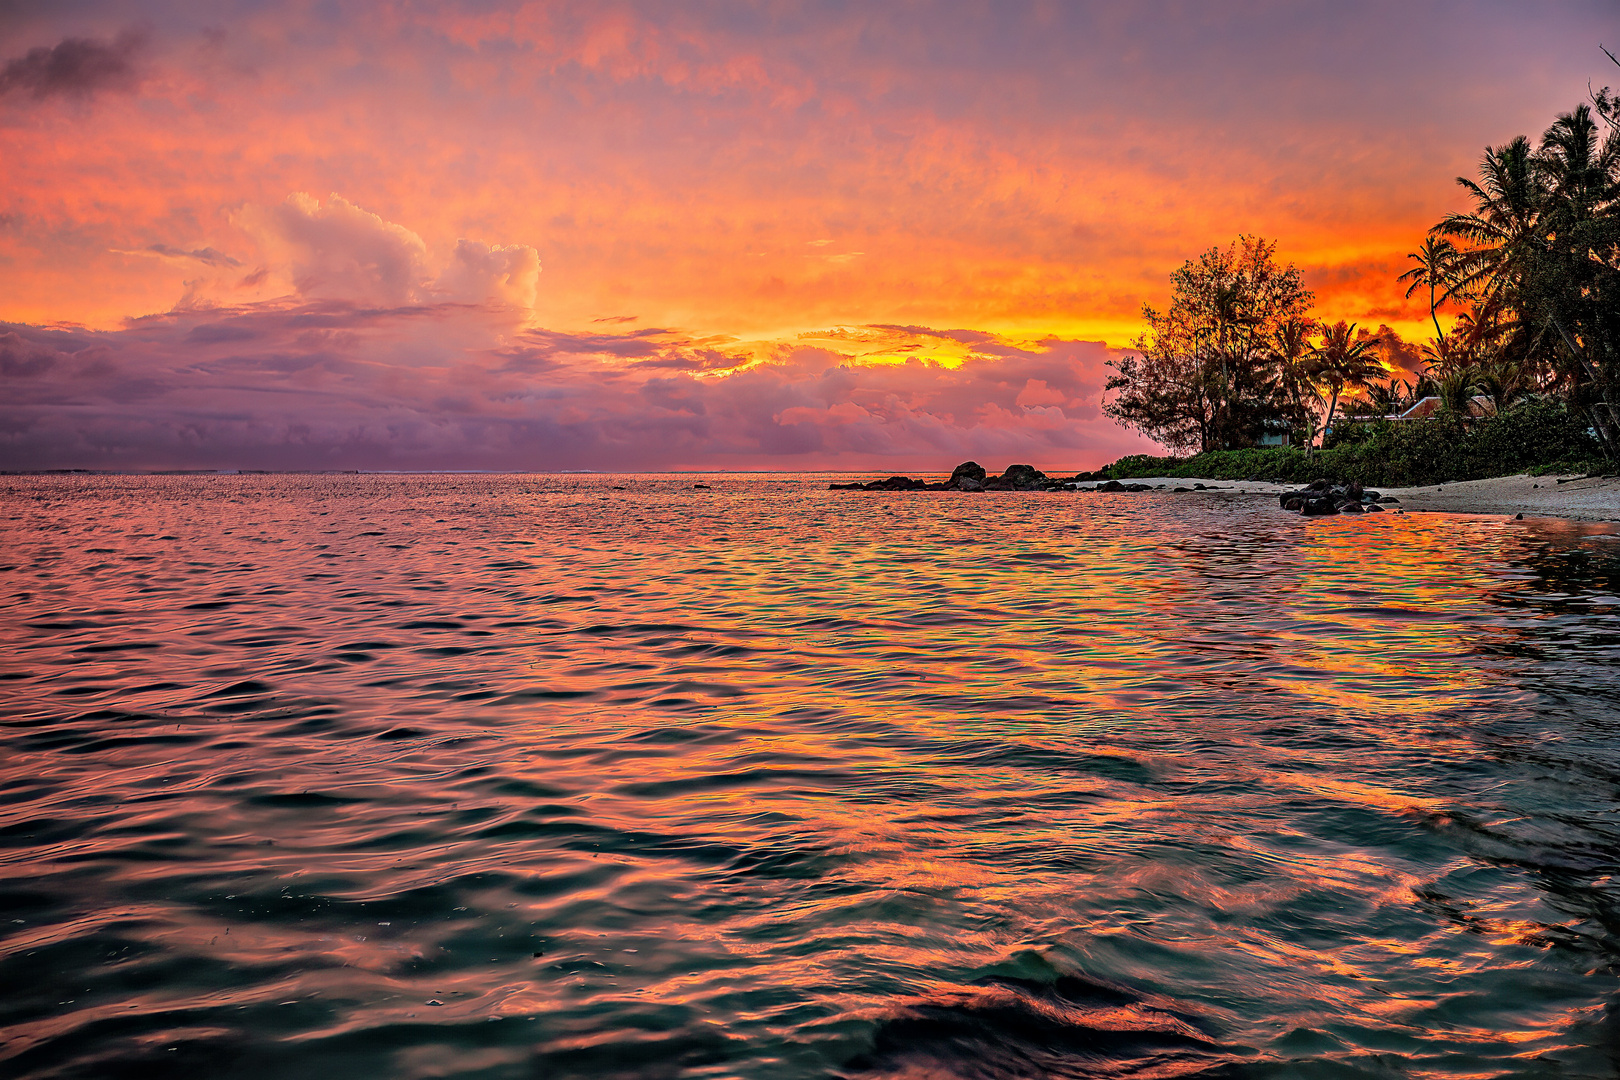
[
  {"xmin": 1417, "ymin": 92, "xmax": 1620, "ymax": 462},
  {"xmin": 1310, "ymin": 321, "xmax": 1385, "ymax": 449},
  {"xmin": 1363, "ymin": 376, "xmax": 1416, "ymax": 417},
  {"xmin": 1434, "ymin": 136, "xmax": 1545, "ymax": 308},
  {"xmin": 1537, "ymin": 104, "xmax": 1618, "ymax": 235},
  {"xmin": 1419, "ymin": 333, "xmax": 1471, "ymax": 378},
  {"xmin": 1419, "ymin": 334, "xmax": 1483, "ymax": 418},
  {"xmin": 1475, "ymin": 358, "xmax": 1528, "ymax": 415},
  {"xmin": 1432, "ymin": 366, "xmax": 1481, "ymax": 418},
  {"xmin": 1270, "ymin": 315, "xmax": 1320, "ymax": 450},
  {"xmin": 1448, "ymin": 294, "xmax": 1513, "ymax": 357},
  {"xmin": 1533, "ymin": 105, "xmax": 1619, "ymax": 379},
  {"xmin": 1397, "ymin": 235, "xmax": 1459, "ymax": 342},
  {"xmin": 1535, "ymin": 104, "xmax": 1620, "ymax": 460}
]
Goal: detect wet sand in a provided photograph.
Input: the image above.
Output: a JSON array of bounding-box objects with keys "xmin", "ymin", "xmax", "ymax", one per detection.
[{"xmin": 1102, "ymin": 473, "xmax": 1620, "ymax": 523}]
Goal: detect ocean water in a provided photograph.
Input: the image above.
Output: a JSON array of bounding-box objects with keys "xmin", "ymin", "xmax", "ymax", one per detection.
[{"xmin": 3, "ymin": 472, "xmax": 1620, "ymax": 1080}]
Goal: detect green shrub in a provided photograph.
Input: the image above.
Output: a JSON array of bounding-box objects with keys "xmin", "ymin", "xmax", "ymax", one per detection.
[{"xmin": 1103, "ymin": 400, "xmax": 1605, "ymax": 486}]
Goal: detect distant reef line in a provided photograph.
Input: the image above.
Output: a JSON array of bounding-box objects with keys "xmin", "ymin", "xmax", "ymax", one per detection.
[{"xmin": 830, "ymin": 462, "xmax": 1110, "ymax": 492}]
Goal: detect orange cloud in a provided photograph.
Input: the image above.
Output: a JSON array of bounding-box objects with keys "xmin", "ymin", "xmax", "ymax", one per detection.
[{"xmin": 0, "ymin": 2, "xmax": 1611, "ymax": 463}]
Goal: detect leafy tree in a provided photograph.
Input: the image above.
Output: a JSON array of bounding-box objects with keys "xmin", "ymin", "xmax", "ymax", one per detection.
[{"xmin": 1105, "ymin": 236, "xmax": 1313, "ymax": 452}]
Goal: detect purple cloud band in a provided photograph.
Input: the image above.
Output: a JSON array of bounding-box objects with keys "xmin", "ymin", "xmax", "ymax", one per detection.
[{"xmin": 0, "ymin": 301, "xmax": 1152, "ymax": 472}]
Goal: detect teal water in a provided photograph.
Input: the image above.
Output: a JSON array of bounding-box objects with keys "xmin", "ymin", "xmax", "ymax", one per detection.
[{"xmin": 2, "ymin": 473, "xmax": 1619, "ymax": 1079}]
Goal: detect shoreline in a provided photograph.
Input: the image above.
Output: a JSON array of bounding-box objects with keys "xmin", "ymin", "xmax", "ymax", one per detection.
[
  {"xmin": 7, "ymin": 468, "xmax": 1618, "ymax": 523},
  {"xmin": 1091, "ymin": 472, "xmax": 1620, "ymax": 523}
]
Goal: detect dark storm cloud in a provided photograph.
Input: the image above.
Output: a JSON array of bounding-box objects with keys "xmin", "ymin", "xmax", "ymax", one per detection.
[
  {"xmin": 144, "ymin": 244, "xmax": 242, "ymax": 267},
  {"xmin": 0, "ymin": 332, "xmax": 60, "ymax": 378},
  {"xmin": 0, "ymin": 28, "xmax": 147, "ymax": 100}
]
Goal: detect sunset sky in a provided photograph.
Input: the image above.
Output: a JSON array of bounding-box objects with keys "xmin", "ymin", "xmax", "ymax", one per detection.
[{"xmin": 1, "ymin": 1, "xmax": 1614, "ymax": 471}]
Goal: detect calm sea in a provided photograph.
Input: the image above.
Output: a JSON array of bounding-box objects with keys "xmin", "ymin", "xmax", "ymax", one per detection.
[{"xmin": 3, "ymin": 473, "xmax": 1620, "ymax": 1079}]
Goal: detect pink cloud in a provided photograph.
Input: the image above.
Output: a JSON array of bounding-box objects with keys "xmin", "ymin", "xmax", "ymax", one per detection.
[{"xmin": 0, "ymin": 300, "xmax": 1156, "ymax": 472}]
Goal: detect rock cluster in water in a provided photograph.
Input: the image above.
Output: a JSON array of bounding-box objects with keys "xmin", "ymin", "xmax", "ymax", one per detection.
[
  {"xmin": 1276, "ymin": 478, "xmax": 1397, "ymax": 516},
  {"xmin": 829, "ymin": 462, "xmax": 1108, "ymax": 492}
]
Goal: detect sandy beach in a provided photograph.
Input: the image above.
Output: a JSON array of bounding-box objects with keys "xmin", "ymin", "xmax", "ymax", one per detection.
[{"xmin": 1099, "ymin": 473, "xmax": 1620, "ymax": 523}]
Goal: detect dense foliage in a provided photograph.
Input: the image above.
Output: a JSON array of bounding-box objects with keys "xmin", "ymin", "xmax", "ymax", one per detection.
[
  {"xmin": 1421, "ymin": 99, "xmax": 1620, "ymax": 457},
  {"xmin": 1103, "ymin": 236, "xmax": 1314, "ymax": 453},
  {"xmin": 1104, "ymin": 399, "xmax": 1604, "ymax": 487},
  {"xmin": 1104, "ymin": 58, "xmax": 1620, "ymax": 471}
]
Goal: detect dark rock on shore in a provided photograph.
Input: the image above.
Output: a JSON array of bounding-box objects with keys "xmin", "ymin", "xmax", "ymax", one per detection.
[
  {"xmin": 950, "ymin": 461, "xmax": 987, "ymax": 486},
  {"xmin": 1277, "ymin": 478, "xmax": 1384, "ymax": 517},
  {"xmin": 1300, "ymin": 496, "xmax": 1339, "ymax": 516},
  {"xmin": 1002, "ymin": 463, "xmax": 1046, "ymax": 489},
  {"xmin": 831, "ymin": 461, "xmax": 1102, "ymax": 493}
]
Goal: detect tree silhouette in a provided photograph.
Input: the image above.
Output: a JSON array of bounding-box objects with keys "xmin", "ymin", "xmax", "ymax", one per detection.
[{"xmin": 1310, "ymin": 321, "xmax": 1384, "ymax": 449}]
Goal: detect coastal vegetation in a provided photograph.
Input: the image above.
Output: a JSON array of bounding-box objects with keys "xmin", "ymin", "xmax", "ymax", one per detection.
[
  {"xmin": 1105, "ymin": 398, "xmax": 1603, "ymax": 486},
  {"xmin": 1104, "ymin": 61, "xmax": 1620, "ymax": 484}
]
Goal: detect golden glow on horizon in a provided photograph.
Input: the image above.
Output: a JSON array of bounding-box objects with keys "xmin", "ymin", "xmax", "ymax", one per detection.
[{"xmin": 0, "ymin": 3, "xmax": 1606, "ymax": 471}]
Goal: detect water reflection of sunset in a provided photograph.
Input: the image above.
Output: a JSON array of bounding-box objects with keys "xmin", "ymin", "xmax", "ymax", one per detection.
[{"xmin": 5, "ymin": 475, "xmax": 1618, "ymax": 1076}]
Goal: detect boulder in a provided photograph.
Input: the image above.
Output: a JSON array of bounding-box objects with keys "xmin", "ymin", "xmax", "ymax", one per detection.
[
  {"xmin": 1001, "ymin": 463, "xmax": 1047, "ymax": 489},
  {"xmin": 1377, "ymin": 495, "xmax": 1400, "ymax": 504},
  {"xmin": 957, "ymin": 476, "xmax": 983, "ymax": 491},
  {"xmin": 1096, "ymin": 480, "xmax": 1126, "ymax": 492},
  {"xmin": 868, "ymin": 475, "xmax": 925, "ymax": 490},
  {"xmin": 949, "ymin": 461, "xmax": 987, "ymax": 485},
  {"xmin": 1300, "ymin": 496, "xmax": 1339, "ymax": 516},
  {"xmin": 1283, "ymin": 497, "xmax": 1305, "ymax": 511}
]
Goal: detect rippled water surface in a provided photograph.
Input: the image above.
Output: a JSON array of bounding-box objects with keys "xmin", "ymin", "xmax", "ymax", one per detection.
[{"xmin": 4, "ymin": 473, "xmax": 1620, "ymax": 1079}]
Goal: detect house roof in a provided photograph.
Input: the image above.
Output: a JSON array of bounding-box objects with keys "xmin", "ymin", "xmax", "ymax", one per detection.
[{"xmin": 1388, "ymin": 395, "xmax": 1495, "ymax": 421}]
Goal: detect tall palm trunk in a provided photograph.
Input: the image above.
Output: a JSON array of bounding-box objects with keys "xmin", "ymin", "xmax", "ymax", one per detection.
[
  {"xmin": 1320, "ymin": 386, "xmax": 1341, "ymax": 453},
  {"xmin": 1551, "ymin": 317, "xmax": 1620, "ymax": 463}
]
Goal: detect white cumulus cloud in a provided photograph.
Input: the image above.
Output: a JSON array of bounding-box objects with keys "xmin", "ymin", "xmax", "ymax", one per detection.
[
  {"xmin": 435, "ymin": 239, "xmax": 541, "ymax": 308},
  {"xmin": 233, "ymin": 194, "xmax": 540, "ymax": 311}
]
